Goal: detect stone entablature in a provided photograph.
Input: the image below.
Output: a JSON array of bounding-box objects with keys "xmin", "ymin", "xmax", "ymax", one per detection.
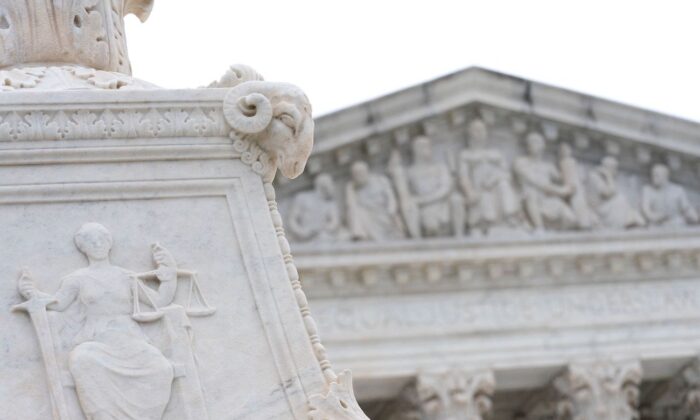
[{"xmin": 295, "ymin": 229, "xmax": 700, "ymax": 298}]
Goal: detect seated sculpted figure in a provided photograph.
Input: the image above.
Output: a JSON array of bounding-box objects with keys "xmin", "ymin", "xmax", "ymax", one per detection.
[
  {"xmin": 18, "ymin": 223, "xmax": 177, "ymax": 420},
  {"xmin": 288, "ymin": 173, "xmax": 345, "ymax": 243},
  {"xmin": 588, "ymin": 156, "xmax": 645, "ymax": 229},
  {"xmin": 346, "ymin": 161, "xmax": 406, "ymax": 241},
  {"xmin": 458, "ymin": 119, "xmax": 520, "ymax": 234},
  {"xmin": 513, "ymin": 132, "xmax": 576, "ymax": 231},
  {"xmin": 642, "ymin": 164, "xmax": 699, "ymax": 227},
  {"xmin": 404, "ymin": 136, "xmax": 464, "ymax": 237}
]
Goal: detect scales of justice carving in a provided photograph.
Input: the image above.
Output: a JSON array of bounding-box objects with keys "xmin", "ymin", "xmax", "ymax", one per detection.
[{"xmin": 12, "ymin": 223, "xmax": 216, "ymax": 420}]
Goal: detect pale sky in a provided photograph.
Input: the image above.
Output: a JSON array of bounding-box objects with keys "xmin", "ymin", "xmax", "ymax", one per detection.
[{"xmin": 126, "ymin": 1, "xmax": 700, "ymax": 122}]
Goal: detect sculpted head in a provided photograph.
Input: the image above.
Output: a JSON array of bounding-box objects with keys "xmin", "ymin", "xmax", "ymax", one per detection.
[
  {"xmin": 468, "ymin": 119, "xmax": 488, "ymax": 149},
  {"xmin": 412, "ymin": 136, "xmax": 434, "ymax": 163},
  {"xmin": 314, "ymin": 174, "xmax": 335, "ymax": 200},
  {"xmin": 351, "ymin": 161, "xmax": 371, "ymax": 187},
  {"xmin": 224, "ymin": 81, "xmax": 314, "ymax": 179},
  {"xmin": 74, "ymin": 223, "xmax": 113, "ymax": 261},
  {"xmin": 525, "ymin": 132, "xmax": 546, "ymax": 157},
  {"xmin": 651, "ymin": 164, "xmax": 670, "ymax": 187},
  {"xmin": 602, "ymin": 156, "xmax": 618, "ymax": 175}
]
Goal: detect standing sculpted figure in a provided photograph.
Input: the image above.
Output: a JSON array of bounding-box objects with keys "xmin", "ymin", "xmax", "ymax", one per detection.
[
  {"xmin": 346, "ymin": 161, "xmax": 406, "ymax": 241},
  {"xmin": 401, "ymin": 136, "xmax": 464, "ymax": 237},
  {"xmin": 288, "ymin": 174, "xmax": 345, "ymax": 243},
  {"xmin": 558, "ymin": 144, "xmax": 596, "ymax": 229},
  {"xmin": 642, "ymin": 164, "xmax": 699, "ymax": 227},
  {"xmin": 588, "ymin": 156, "xmax": 645, "ymax": 229},
  {"xmin": 457, "ymin": 119, "xmax": 520, "ymax": 234},
  {"xmin": 17, "ymin": 223, "xmax": 178, "ymax": 420},
  {"xmin": 513, "ymin": 132, "xmax": 576, "ymax": 231}
]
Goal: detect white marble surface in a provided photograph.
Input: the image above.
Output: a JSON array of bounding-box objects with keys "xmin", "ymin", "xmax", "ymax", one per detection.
[{"xmin": 0, "ymin": 86, "xmax": 363, "ymax": 419}]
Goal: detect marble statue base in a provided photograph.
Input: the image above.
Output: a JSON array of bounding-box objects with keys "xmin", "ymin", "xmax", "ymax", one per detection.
[{"xmin": 0, "ymin": 87, "xmax": 361, "ymax": 419}]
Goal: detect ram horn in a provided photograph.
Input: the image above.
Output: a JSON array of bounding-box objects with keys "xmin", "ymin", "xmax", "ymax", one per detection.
[{"xmin": 223, "ymin": 84, "xmax": 274, "ymax": 134}]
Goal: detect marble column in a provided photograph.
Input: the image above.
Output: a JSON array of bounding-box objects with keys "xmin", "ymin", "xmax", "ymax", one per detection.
[
  {"xmin": 380, "ymin": 370, "xmax": 495, "ymax": 420},
  {"xmin": 641, "ymin": 358, "xmax": 700, "ymax": 420},
  {"xmin": 553, "ymin": 361, "xmax": 642, "ymax": 420}
]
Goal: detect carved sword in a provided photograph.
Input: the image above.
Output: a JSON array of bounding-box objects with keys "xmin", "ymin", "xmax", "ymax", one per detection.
[{"xmin": 12, "ymin": 297, "xmax": 72, "ymax": 420}]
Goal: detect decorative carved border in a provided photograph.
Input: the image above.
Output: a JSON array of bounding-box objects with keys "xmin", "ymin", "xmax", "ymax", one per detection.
[{"xmin": 0, "ymin": 106, "xmax": 228, "ymax": 142}]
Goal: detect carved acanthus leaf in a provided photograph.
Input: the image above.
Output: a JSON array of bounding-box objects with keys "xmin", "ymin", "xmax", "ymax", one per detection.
[
  {"xmin": 554, "ymin": 361, "xmax": 642, "ymax": 420},
  {"xmin": 308, "ymin": 370, "xmax": 370, "ymax": 420}
]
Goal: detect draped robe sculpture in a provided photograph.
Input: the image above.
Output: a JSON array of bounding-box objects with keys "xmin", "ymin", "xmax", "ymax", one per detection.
[
  {"xmin": 458, "ymin": 119, "xmax": 520, "ymax": 234},
  {"xmin": 15, "ymin": 223, "xmax": 214, "ymax": 420},
  {"xmin": 642, "ymin": 164, "xmax": 699, "ymax": 227},
  {"xmin": 347, "ymin": 161, "xmax": 406, "ymax": 241}
]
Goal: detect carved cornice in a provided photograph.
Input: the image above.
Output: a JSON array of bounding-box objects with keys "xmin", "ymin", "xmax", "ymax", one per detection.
[
  {"xmin": 312, "ymin": 68, "xmax": 700, "ymax": 162},
  {"xmin": 296, "ymin": 229, "xmax": 700, "ymax": 298}
]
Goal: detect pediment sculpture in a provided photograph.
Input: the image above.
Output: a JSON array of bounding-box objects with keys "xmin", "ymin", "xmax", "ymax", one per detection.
[
  {"xmin": 13, "ymin": 223, "xmax": 216, "ymax": 420},
  {"xmin": 283, "ymin": 116, "xmax": 700, "ymax": 245}
]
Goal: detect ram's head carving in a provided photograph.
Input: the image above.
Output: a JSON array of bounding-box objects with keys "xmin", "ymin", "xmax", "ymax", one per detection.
[{"xmin": 223, "ymin": 81, "xmax": 314, "ymax": 179}]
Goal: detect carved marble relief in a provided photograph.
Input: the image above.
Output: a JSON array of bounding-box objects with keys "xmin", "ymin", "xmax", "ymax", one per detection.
[
  {"xmin": 640, "ymin": 358, "xmax": 700, "ymax": 420},
  {"xmin": 553, "ymin": 361, "xmax": 642, "ymax": 420},
  {"xmin": 12, "ymin": 223, "xmax": 215, "ymax": 420},
  {"xmin": 642, "ymin": 164, "xmax": 699, "ymax": 227},
  {"xmin": 284, "ymin": 115, "xmax": 700, "ymax": 245},
  {"xmin": 377, "ymin": 370, "xmax": 495, "ymax": 420},
  {"xmin": 458, "ymin": 119, "xmax": 520, "ymax": 235},
  {"xmin": 514, "ymin": 132, "xmax": 577, "ymax": 232},
  {"xmin": 395, "ymin": 136, "xmax": 464, "ymax": 238},
  {"xmin": 347, "ymin": 160, "xmax": 406, "ymax": 241},
  {"xmin": 587, "ymin": 156, "xmax": 646, "ymax": 229},
  {"xmin": 0, "ymin": 0, "xmax": 152, "ymax": 74},
  {"xmin": 288, "ymin": 173, "xmax": 347, "ymax": 243}
]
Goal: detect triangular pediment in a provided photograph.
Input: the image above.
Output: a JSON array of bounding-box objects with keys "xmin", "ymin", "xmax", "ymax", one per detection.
[{"xmin": 275, "ymin": 67, "xmax": 700, "ymax": 297}]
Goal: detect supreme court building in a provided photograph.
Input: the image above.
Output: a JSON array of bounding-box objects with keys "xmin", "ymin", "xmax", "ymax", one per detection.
[{"xmin": 275, "ymin": 68, "xmax": 700, "ymax": 419}]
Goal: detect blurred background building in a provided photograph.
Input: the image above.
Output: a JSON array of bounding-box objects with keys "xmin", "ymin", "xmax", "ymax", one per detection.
[{"xmin": 274, "ymin": 67, "xmax": 700, "ymax": 419}]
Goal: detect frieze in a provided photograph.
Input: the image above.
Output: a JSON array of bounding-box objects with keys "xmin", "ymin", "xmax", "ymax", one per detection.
[{"xmin": 312, "ymin": 279, "xmax": 700, "ymax": 340}]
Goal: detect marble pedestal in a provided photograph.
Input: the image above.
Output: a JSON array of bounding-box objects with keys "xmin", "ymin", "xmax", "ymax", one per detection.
[{"xmin": 0, "ymin": 88, "xmax": 361, "ymax": 419}]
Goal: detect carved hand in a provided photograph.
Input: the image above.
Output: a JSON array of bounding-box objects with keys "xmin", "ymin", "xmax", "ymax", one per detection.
[
  {"xmin": 17, "ymin": 268, "xmax": 49, "ymax": 300},
  {"xmin": 152, "ymin": 243, "xmax": 177, "ymax": 282}
]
